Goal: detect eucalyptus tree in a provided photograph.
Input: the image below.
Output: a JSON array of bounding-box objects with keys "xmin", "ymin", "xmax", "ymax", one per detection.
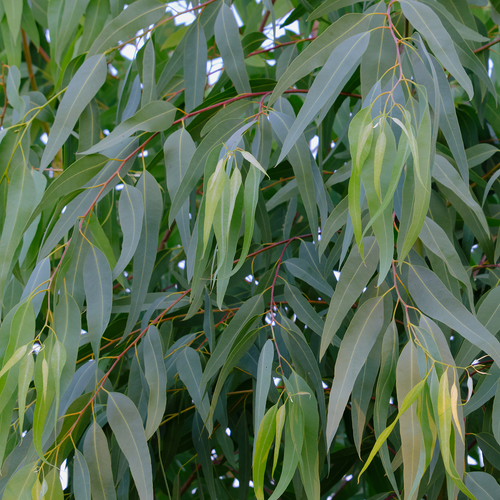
[{"xmin": 1, "ymin": 0, "xmax": 500, "ymax": 499}]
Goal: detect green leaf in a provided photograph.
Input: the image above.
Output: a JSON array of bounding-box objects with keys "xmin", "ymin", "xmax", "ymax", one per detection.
[
  {"xmin": 374, "ymin": 321, "xmax": 400, "ymax": 494},
  {"xmin": 2, "ymin": 464, "xmax": 36, "ymax": 500},
  {"xmin": 401, "ymin": 0, "xmax": 473, "ymax": 99},
  {"xmin": 143, "ymin": 325, "xmax": 167, "ymax": 440},
  {"xmin": 408, "ymin": 265, "xmax": 500, "ymax": 369},
  {"xmin": 200, "ymin": 294, "xmax": 263, "ymax": 389},
  {"xmin": 308, "ymin": 0, "xmax": 364, "ymax": 20},
  {"xmin": 79, "ymin": 0, "xmax": 110, "ymax": 54},
  {"xmin": 142, "ymin": 40, "xmax": 158, "ymax": 107},
  {"xmin": 278, "ymin": 33, "xmax": 369, "ymax": 163},
  {"xmin": 2, "ymin": 0, "xmax": 22, "ymax": 41},
  {"xmin": 272, "ymin": 404, "xmax": 286, "ymax": 478},
  {"xmin": 0, "ymin": 300, "xmax": 35, "ymax": 410},
  {"xmin": 466, "ymin": 144, "xmax": 498, "ymax": 168},
  {"xmin": 17, "ymin": 350, "xmax": 34, "ymax": 435},
  {"xmin": 25, "ymin": 155, "xmax": 108, "ymax": 231},
  {"xmin": 437, "ymin": 370, "xmax": 475, "ymax": 499},
  {"xmin": 53, "ymin": 0, "xmax": 91, "ymax": 64},
  {"xmin": 215, "ymin": 4, "xmax": 250, "ymax": 94},
  {"xmin": 227, "ymin": 156, "xmax": 260, "ymax": 276},
  {"xmin": 83, "ymin": 101, "xmax": 175, "ymax": 154},
  {"xmin": 253, "ymin": 403, "xmax": 278, "ymax": 500},
  {"xmin": 326, "ymin": 296, "xmax": 385, "ymax": 448},
  {"xmin": 113, "ymin": 183, "xmax": 144, "ymax": 279},
  {"xmin": 396, "ymin": 341, "xmax": 425, "ymax": 500},
  {"xmin": 269, "ymin": 110, "xmax": 318, "ymax": 244},
  {"xmin": 419, "ymin": 216, "xmax": 472, "ymax": 302},
  {"xmin": 84, "ymin": 423, "xmax": 117, "ymax": 500},
  {"xmin": 284, "ymin": 371, "xmax": 320, "ymax": 500},
  {"xmin": 53, "ymin": 289, "xmax": 81, "ymax": 395},
  {"xmin": 456, "ymin": 286, "xmax": 500, "ymax": 368},
  {"xmin": 269, "ymin": 13, "xmax": 376, "ymax": 105},
  {"xmin": 206, "ymin": 326, "xmax": 260, "ymax": 433},
  {"xmin": 87, "ymin": 0, "xmax": 165, "ymax": 58},
  {"xmin": 466, "ymin": 472, "xmax": 500, "ymax": 500},
  {"xmin": 74, "ymin": 449, "xmax": 91, "ymax": 500},
  {"xmin": 433, "ymin": 155, "xmax": 493, "ymax": 259},
  {"xmin": 398, "ymin": 104, "xmax": 433, "ymax": 263},
  {"xmin": 164, "ymin": 128, "xmax": 195, "ymax": 252},
  {"xmin": 107, "ymin": 392, "xmax": 153, "ymax": 500},
  {"xmin": 284, "ymin": 258, "xmax": 334, "ymax": 298},
  {"xmin": 84, "ymin": 244, "xmax": 112, "ymax": 359},
  {"xmin": 283, "ymin": 282, "xmax": 327, "ymax": 340},
  {"xmin": 40, "ymin": 54, "xmax": 107, "ymax": 172},
  {"xmin": 169, "ymin": 106, "xmax": 250, "ymax": 225},
  {"xmin": 177, "ymin": 346, "xmax": 210, "ymax": 426},
  {"xmin": 320, "ymin": 237, "xmax": 379, "ymax": 359},
  {"xmin": 184, "ymin": 21, "xmax": 206, "ymax": 113},
  {"xmin": 203, "ymin": 158, "xmax": 227, "ymax": 254},
  {"xmin": 359, "ymin": 376, "xmax": 427, "ymax": 479},
  {"xmin": 255, "ymin": 339, "xmax": 274, "ymax": 438},
  {"xmin": 0, "ymin": 166, "xmax": 37, "ymax": 308},
  {"xmin": 268, "ymin": 402, "xmax": 304, "ymax": 500},
  {"xmin": 124, "ymin": 171, "xmax": 162, "ymax": 337}
]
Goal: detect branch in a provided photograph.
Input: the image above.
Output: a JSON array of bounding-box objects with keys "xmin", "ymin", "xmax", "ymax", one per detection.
[
  {"xmin": 247, "ymin": 36, "xmax": 317, "ymax": 57},
  {"xmin": 21, "ymin": 29, "xmax": 37, "ymax": 91},
  {"xmin": 473, "ymin": 37, "xmax": 500, "ymax": 54}
]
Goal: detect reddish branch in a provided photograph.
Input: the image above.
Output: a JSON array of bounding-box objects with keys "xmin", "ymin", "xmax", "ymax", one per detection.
[
  {"xmin": 22, "ymin": 30, "xmax": 38, "ymax": 91},
  {"xmin": 259, "ymin": 0, "xmax": 277, "ymax": 32},
  {"xmin": 247, "ymin": 36, "xmax": 317, "ymax": 57},
  {"xmin": 473, "ymin": 37, "xmax": 500, "ymax": 53}
]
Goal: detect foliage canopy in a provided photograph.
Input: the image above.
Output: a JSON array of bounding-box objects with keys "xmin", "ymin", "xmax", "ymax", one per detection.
[{"xmin": 1, "ymin": 0, "xmax": 500, "ymax": 499}]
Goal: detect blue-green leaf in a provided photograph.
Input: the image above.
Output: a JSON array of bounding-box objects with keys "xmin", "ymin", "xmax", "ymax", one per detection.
[
  {"xmin": 107, "ymin": 392, "xmax": 153, "ymax": 500},
  {"xmin": 40, "ymin": 55, "xmax": 107, "ymax": 172}
]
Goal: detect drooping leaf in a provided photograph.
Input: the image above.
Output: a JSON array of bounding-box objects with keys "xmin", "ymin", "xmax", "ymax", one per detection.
[
  {"xmin": 87, "ymin": 0, "xmax": 165, "ymax": 58},
  {"xmin": 83, "ymin": 101, "xmax": 176, "ymax": 154},
  {"xmin": 215, "ymin": 4, "xmax": 250, "ymax": 94},
  {"xmin": 84, "ymin": 244, "xmax": 112, "ymax": 359},
  {"xmin": 40, "ymin": 54, "xmax": 107, "ymax": 172},
  {"xmin": 107, "ymin": 392, "xmax": 154, "ymax": 500}
]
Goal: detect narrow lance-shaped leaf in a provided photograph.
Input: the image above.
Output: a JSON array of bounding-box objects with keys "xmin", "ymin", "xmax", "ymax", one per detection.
[
  {"xmin": 0, "ymin": 166, "xmax": 37, "ymax": 307},
  {"xmin": 215, "ymin": 4, "xmax": 251, "ymax": 94},
  {"xmin": 142, "ymin": 39, "xmax": 157, "ymax": 107},
  {"xmin": 269, "ymin": 110, "xmax": 318, "ymax": 244},
  {"xmin": 228, "ymin": 159, "xmax": 260, "ymax": 276},
  {"xmin": 278, "ymin": 32, "xmax": 370, "ymax": 163},
  {"xmin": 268, "ymin": 402, "xmax": 304, "ymax": 500},
  {"xmin": 320, "ymin": 237, "xmax": 379, "ymax": 359},
  {"xmin": 83, "ymin": 423, "xmax": 117, "ymax": 500},
  {"xmin": 74, "ymin": 449, "xmax": 91, "ymax": 500},
  {"xmin": 400, "ymin": 0, "xmax": 473, "ymax": 99},
  {"xmin": 184, "ymin": 20, "xmax": 206, "ymax": 113},
  {"xmin": 326, "ymin": 296, "xmax": 385, "ymax": 448},
  {"xmin": 124, "ymin": 171, "xmax": 162, "ymax": 337},
  {"xmin": 269, "ymin": 12, "xmax": 378, "ymax": 105},
  {"xmin": 164, "ymin": 128, "xmax": 195, "ymax": 253},
  {"xmin": 82, "ymin": 101, "xmax": 176, "ymax": 154},
  {"xmin": 255, "ymin": 340, "xmax": 274, "ymax": 438},
  {"xmin": 113, "ymin": 183, "xmax": 144, "ymax": 279},
  {"xmin": 253, "ymin": 403, "xmax": 278, "ymax": 500},
  {"xmin": 84, "ymin": 244, "xmax": 112, "ymax": 359},
  {"xmin": 398, "ymin": 104, "xmax": 432, "ymax": 263},
  {"xmin": 107, "ymin": 392, "xmax": 154, "ymax": 500},
  {"xmin": 143, "ymin": 325, "xmax": 167, "ymax": 440},
  {"xmin": 177, "ymin": 347, "xmax": 211, "ymax": 426},
  {"xmin": 408, "ymin": 265, "xmax": 500, "ymax": 369},
  {"xmin": 397, "ymin": 341, "xmax": 425, "ymax": 500},
  {"xmin": 40, "ymin": 55, "xmax": 107, "ymax": 172},
  {"xmin": 87, "ymin": 0, "xmax": 165, "ymax": 58}
]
